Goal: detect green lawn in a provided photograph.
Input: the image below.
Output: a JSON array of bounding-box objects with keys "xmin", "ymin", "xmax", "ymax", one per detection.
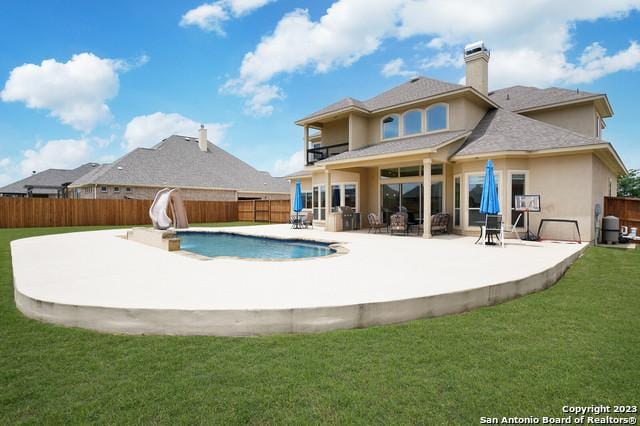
[{"xmin": 1, "ymin": 226, "xmax": 638, "ymax": 424}]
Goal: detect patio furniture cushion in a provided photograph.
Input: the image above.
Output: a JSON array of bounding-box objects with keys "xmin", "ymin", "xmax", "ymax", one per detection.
[
  {"xmin": 430, "ymin": 213, "xmax": 450, "ymax": 234},
  {"xmin": 390, "ymin": 213, "xmax": 407, "ymax": 235}
]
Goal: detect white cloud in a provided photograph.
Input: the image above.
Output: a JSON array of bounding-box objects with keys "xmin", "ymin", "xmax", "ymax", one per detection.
[
  {"xmin": 123, "ymin": 112, "xmax": 231, "ymax": 151},
  {"xmin": 420, "ymin": 52, "xmax": 463, "ymax": 70},
  {"xmin": 0, "ymin": 158, "xmax": 12, "ymax": 186},
  {"xmin": 222, "ymin": 1, "xmax": 403, "ymax": 115},
  {"xmin": 19, "ymin": 139, "xmax": 92, "ymax": 175},
  {"xmin": 0, "ymin": 53, "xmax": 145, "ymax": 132},
  {"xmin": 272, "ymin": 150, "xmax": 303, "ymax": 176},
  {"xmin": 223, "ymin": 0, "xmax": 640, "ymax": 113},
  {"xmin": 381, "ymin": 58, "xmax": 416, "ymax": 78},
  {"xmin": 180, "ymin": 0, "xmax": 273, "ymax": 35}
]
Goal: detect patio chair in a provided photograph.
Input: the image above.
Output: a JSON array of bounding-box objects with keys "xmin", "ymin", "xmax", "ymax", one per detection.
[
  {"xmin": 302, "ymin": 210, "xmax": 313, "ymax": 229},
  {"xmin": 430, "ymin": 213, "xmax": 450, "ymax": 234},
  {"xmin": 481, "ymin": 214, "xmax": 504, "ymax": 247},
  {"xmin": 390, "ymin": 212, "xmax": 408, "ymax": 236},
  {"xmin": 367, "ymin": 213, "xmax": 386, "ymax": 234}
]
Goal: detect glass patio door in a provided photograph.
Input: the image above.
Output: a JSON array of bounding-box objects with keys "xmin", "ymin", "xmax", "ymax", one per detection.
[{"xmin": 381, "ymin": 182, "xmax": 443, "ymax": 224}]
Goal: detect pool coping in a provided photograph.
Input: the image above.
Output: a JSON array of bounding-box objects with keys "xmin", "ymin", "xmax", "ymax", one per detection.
[
  {"xmin": 174, "ymin": 230, "xmax": 349, "ymax": 262},
  {"xmin": 13, "ymin": 243, "xmax": 587, "ymax": 336}
]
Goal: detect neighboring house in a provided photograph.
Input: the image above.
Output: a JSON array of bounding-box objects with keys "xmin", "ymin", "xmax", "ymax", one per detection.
[
  {"xmin": 69, "ymin": 127, "xmax": 289, "ymax": 201},
  {"xmin": 0, "ymin": 163, "xmax": 101, "ymax": 198},
  {"xmin": 287, "ymin": 41, "xmax": 626, "ymax": 242}
]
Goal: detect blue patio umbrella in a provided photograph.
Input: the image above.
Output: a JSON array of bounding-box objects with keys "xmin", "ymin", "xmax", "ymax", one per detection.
[{"xmin": 479, "ymin": 160, "xmax": 500, "ymax": 215}]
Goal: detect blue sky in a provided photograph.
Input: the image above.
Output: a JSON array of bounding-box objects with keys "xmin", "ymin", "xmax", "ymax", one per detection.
[{"xmin": 0, "ymin": 0, "xmax": 639, "ymax": 185}]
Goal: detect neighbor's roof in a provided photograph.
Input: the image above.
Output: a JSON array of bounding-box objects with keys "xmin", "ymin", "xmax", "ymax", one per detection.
[
  {"xmin": 70, "ymin": 135, "xmax": 289, "ymax": 193},
  {"xmin": 488, "ymin": 85, "xmax": 603, "ymax": 112},
  {"xmin": 454, "ymin": 108, "xmax": 605, "ymax": 157},
  {"xmin": 317, "ymin": 130, "xmax": 469, "ymax": 164},
  {"xmin": 0, "ymin": 163, "xmax": 100, "ymax": 195},
  {"xmin": 299, "ymin": 77, "xmax": 465, "ymax": 122}
]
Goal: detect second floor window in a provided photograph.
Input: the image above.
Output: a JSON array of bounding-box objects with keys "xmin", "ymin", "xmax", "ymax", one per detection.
[
  {"xmin": 382, "ymin": 114, "xmax": 399, "ymax": 139},
  {"xmin": 427, "ymin": 104, "xmax": 447, "ymax": 132},
  {"xmin": 403, "ymin": 110, "xmax": 422, "ymax": 135}
]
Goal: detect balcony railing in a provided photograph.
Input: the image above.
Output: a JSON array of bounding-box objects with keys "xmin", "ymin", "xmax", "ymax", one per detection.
[{"xmin": 306, "ymin": 142, "xmax": 349, "ymax": 165}]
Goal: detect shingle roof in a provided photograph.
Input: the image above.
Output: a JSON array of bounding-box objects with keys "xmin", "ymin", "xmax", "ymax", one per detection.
[
  {"xmin": 454, "ymin": 108, "xmax": 604, "ymax": 157},
  {"xmin": 70, "ymin": 135, "xmax": 289, "ymax": 193},
  {"xmin": 488, "ymin": 85, "xmax": 600, "ymax": 112},
  {"xmin": 0, "ymin": 163, "xmax": 100, "ymax": 195},
  {"xmin": 317, "ymin": 130, "xmax": 469, "ymax": 164},
  {"xmin": 300, "ymin": 77, "xmax": 464, "ymax": 121},
  {"xmin": 284, "ymin": 169, "xmax": 312, "ymax": 178}
]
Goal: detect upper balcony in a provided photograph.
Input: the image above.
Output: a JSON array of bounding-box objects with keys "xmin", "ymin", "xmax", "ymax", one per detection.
[{"xmin": 306, "ymin": 142, "xmax": 349, "ymax": 165}]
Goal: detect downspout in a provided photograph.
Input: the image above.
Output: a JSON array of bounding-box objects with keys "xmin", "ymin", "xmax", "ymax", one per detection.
[{"xmin": 94, "ymin": 184, "xmax": 97, "ymax": 199}]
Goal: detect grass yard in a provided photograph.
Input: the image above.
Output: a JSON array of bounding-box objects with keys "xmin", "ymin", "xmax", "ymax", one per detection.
[{"xmin": 1, "ymin": 226, "xmax": 638, "ymax": 424}]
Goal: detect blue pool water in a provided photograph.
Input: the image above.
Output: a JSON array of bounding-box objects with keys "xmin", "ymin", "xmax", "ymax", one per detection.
[{"xmin": 177, "ymin": 232, "xmax": 336, "ymax": 259}]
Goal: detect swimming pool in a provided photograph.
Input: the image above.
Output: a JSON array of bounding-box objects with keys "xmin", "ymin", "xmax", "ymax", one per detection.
[{"xmin": 177, "ymin": 232, "xmax": 336, "ymax": 259}]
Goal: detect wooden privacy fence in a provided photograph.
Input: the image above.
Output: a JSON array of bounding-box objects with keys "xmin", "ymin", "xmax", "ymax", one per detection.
[
  {"xmin": 237, "ymin": 200, "xmax": 290, "ymax": 223},
  {"xmin": 604, "ymin": 196, "xmax": 640, "ymax": 229},
  {"xmin": 0, "ymin": 198, "xmax": 290, "ymax": 228}
]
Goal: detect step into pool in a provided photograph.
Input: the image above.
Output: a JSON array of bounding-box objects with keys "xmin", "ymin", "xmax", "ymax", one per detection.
[{"xmin": 177, "ymin": 232, "xmax": 336, "ymax": 260}]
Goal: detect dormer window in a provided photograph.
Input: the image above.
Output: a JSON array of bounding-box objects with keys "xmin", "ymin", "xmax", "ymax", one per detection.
[
  {"xmin": 382, "ymin": 114, "xmax": 399, "ymax": 139},
  {"xmin": 403, "ymin": 110, "xmax": 422, "ymax": 136},
  {"xmin": 426, "ymin": 104, "xmax": 448, "ymax": 132}
]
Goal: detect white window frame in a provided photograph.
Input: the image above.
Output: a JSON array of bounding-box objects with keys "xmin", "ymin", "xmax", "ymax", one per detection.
[
  {"xmin": 113, "ymin": 187, "xmax": 120, "ymax": 193},
  {"xmin": 507, "ymin": 170, "xmax": 529, "ymax": 229},
  {"xmin": 330, "ymin": 182, "xmax": 359, "ymax": 212},
  {"xmin": 426, "ymin": 103, "xmax": 449, "ymax": 133},
  {"xmin": 453, "ymin": 174, "xmax": 461, "ymax": 228},
  {"xmin": 464, "ymin": 171, "xmax": 503, "ymax": 230},
  {"xmin": 402, "ymin": 109, "xmax": 423, "ymax": 136},
  {"xmin": 100, "ymin": 186, "xmax": 107, "ymax": 193},
  {"xmin": 380, "ymin": 114, "xmax": 400, "ymax": 140},
  {"xmin": 312, "ymin": 184, "xmax": 326, "ymax": 221}
]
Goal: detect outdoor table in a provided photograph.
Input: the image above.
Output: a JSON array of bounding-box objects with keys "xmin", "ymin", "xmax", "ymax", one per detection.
[{"xmin": 290, "ymin": 214, "xmax": 304, "ymax": 229}]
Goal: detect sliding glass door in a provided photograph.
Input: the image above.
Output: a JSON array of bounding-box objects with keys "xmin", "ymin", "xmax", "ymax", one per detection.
[{"xmin": 381, "ymin": 182, "xmax": 443, "ymax": 224}]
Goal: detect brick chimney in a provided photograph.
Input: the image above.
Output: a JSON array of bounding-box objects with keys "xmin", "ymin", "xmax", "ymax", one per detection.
[
  {"xmin": 464, "ymin": 41, "xmax": 490, "ymax": 95},
  {"xmin": 199, "ymin": 124, "xmax": 207, "ymax": 152}
]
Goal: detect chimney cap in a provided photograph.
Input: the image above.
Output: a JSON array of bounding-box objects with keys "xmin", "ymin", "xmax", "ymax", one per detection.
[
  {"xmin": 464, "ymin": 40, "xmax": 489, "ymax": 57},
  {"xmin": 200, "ymin": 124, "xmax": 205, "ymax": 129}
]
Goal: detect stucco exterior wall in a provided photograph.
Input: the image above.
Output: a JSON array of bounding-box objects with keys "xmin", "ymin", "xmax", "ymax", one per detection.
[
  {"xmin": 591, "ymin": 154, "xmax": 617, "ymax": 242},
  {"xmin": 321, "ymin": 118, "xmax": 349, "ymax": 147},
  {"xmin": 528, "ymin": 154, "xmax": 594, "ymax": 242},
  {"xmin": 523, "ymin": 104, "xmax": 597, "ymax": 138},
  {"xmin": 349, "ymin": 113, "xmax": 369, "ymax": 151},
  {"xmin": 366, "ymin": 96, "xmax": 488, "ymax": 146}
]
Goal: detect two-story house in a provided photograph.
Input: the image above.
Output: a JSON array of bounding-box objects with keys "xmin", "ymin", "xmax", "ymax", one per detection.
[{"xmin": 287, "ymin": 41, "xmax": 626, "ymax": 242}]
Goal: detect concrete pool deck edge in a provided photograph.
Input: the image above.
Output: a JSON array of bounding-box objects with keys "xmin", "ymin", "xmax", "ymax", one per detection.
[{"xmin": 14, "ymin": 244, "xmax": 586, "ymax": 336}]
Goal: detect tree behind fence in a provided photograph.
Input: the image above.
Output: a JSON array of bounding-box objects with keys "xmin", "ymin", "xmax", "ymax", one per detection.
[{"xmin": 0, "ymin": 198, "xmax": 290, "ymax": 228}]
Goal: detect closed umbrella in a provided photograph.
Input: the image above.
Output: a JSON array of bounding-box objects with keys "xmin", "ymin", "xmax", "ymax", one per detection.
[
  {"xmin": 479, "ymin": 160, "xmax": 500, "ymax": 245},
  {"xmin": 293, "ymin": 180, "xmax": 303, "ymax": 227},
  {"xmin": 480, "ymin": 160, "xmax": 500, "ymax": 215}
]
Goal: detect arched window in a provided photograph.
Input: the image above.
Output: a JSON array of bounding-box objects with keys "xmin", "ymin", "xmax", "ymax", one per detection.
[
  {"xmin": 403, "ymin": 110, "xmax": 422, "ymax": 136},
  {"xmin": 426, "ymin": 104, "xmax": 448, "ymax": 132},
  {"xmin": 381, "ymin": 114, "xmax": 399, "ymax": 139}
]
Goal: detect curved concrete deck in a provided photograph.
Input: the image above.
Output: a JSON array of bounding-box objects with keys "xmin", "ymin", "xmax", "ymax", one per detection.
[{"xmin": 11, "ymin": 225, "xmax": 587, "ymax": 336}]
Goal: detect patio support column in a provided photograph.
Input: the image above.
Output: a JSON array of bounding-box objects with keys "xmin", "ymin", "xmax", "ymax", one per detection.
[
  {"xmin": 423, "ymin": 158, "xmax": 432, "ymax": 238},
  {"xmin": 303, "ymin": 125, "xmax": 309, "ymax": 166},
  {"xmin": 325, "ymin": 169, "xmax": 332, "ymax": 224}
]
